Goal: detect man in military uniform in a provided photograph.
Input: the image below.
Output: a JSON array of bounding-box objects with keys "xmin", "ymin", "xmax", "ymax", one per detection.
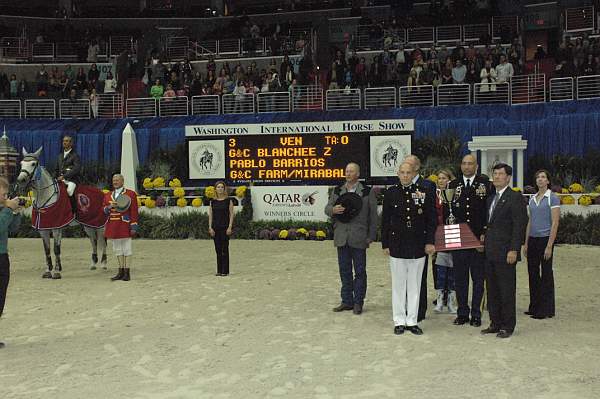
[
  {"xmin": 382, "ymin": 162, "xmax": 437, "ymax": 335},
  {"xmin": 103, "ymin": 174, "xmax": 139, "ymax": 281},
  {"xmin": 447, "ymin": 154, "xmax": 492, "ymax": 327},
  {"xmin": 325, "ymin": 162, "xmax": 378, "ymax": 315}
]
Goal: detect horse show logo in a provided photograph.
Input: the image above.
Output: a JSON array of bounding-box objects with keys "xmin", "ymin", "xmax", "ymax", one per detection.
[
  {"xmin": 372, "ymin": 138, "xmax": 409, "ymax": 175},
  {"xmin": 191, "ymin": 142, "xmax": 223, "ymax": 178},
  {"xmin": 77, "ymin": 193, "xmax": 90, "ymax": 214}
]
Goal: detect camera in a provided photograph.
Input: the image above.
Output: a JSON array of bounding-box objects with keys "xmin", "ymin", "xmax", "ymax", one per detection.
[{"xmin": 18, "ymin": 198, "xmax": 26, "ymax": 206}]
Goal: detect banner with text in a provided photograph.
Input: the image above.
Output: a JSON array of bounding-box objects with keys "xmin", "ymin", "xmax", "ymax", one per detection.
[{"xmin": 251, "ymin": 186, "xmax": 331, "ymax": 221}]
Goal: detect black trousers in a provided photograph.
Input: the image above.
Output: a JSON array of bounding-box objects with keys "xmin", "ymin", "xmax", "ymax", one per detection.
[
  {"xmin": 485, "ymin": 258, "xmax": 516, "ymax": 332},
  {"xmin": 213, "ymin": 227, "xmax": 230, "ymax": 275},
  {"xmin": 453, "ymin": 249, "xmax": 485, "ymax": 319},
  {"xmin": 0, "ymin": 254, "xmax": 9, "ymax": 318},
  {"xmin": 527, "ymin": 236, "xmax": 555, "ymax": 317},
  {"xmin": 417, "ymin": 255, "xmax": 428, "ymax": 322}
]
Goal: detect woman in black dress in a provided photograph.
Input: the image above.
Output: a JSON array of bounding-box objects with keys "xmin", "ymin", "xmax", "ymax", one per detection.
[{"xmin": 208, "ymin": 181, "xmax": 234, "ymax": 276}]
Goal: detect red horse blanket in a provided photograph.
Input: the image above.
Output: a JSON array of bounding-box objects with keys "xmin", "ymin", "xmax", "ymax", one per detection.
[{"xmin": 31, "ymin": 183, "xmax": 108, "ymax": 230}]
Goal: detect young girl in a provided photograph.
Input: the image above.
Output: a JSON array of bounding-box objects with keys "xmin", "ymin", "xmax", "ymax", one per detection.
[
  {"xmin": 434, "ymin": 169, "xmax": 457, "ymax": 313},
  {"xmin": 208, "ymin": 181, "xmax": 234, "ymax": 276}
]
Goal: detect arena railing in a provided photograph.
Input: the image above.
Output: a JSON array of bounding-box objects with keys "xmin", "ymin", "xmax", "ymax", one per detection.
[
  {"xmin": 59, "ymin": 99, "xmax": 91, "ymax": 119},
  {"xmin": 218, "ymin": 39, "xmax": 242, "ymax": 57},
  {"xmin": 463, "ymin": 24, "xmax": 490, "ymax": 43},
  {"xmin": 257, "ymin": 92, "xmax": 291, "ymax": 113},
  {"xmin": 195, "ymin": 40, "xmax": 218, "ymax": 56},
  {"xmin": 166, "ymin": 37, "xmax": 189, "ymax": 61},
  {"xmin": 565, "ymin": 6, "xmax": 595, "ymax": 32},
  {"xmin": 399, "ymin": 85, "xmax": 434, "ymax": 107},
  {"xmin": 191, "ymin": 95, "xmax": 220, "ymax": 115},
  {"xmin": 0, "ymin": 100, "xmax": 21, "ymax": 118},
  {"xmin": 241, "ymin": 38, "xmax": 267, "ymax": 56},
  {"xmin": 55, "ymin": 42, "xmax": 78, "ymax": 62},
  {"xmin": 436, "ymin": 26, "xmax": 462, "ymax": 45},
  {"xmin": 437, "ymin": 84, "xmax": 471, "ymax": 106},
  {"xmin": 491, "ymin": 15, "xmax": 519, "ymax": 41},
  {"xmin": 291, "ymin": 85, "xmax": 323, "ymax": 112},
  {"xmin": 31, "ymin": 42, "xmax": 54, "ymax": 62},
  {"xmin": 222, "ymin": 93, "xmax": 256, "ymax": 114},
  {"xmin": 364, "ymin": 87, "xmax": 397, "ymax": 109},
  {"xmin": 510, "ymin": 74, "xmax": 546, "ymax": 105},
  {"xmin": 109, "ymin": 36, "xmax": 135, "ymax": 58},
  {"xmin": 97, "ymin": 93, "xmax": 124, "ymax": 118},
  {"xmin": 0, "ymin": 37, "xmax": 29, "ymax": 61},
  {"xmin": 549, "ymin": 77, "xmax": 575, "ymax": 102},
  {"xmin": 407, "ymin": 27, "xmax": 435, "ymax": 45},
  {"xmin": 576, "ymin": 75, "xmax": 600, "ymax": 100},
  {"xmin": 24, "ymin": 99, "xmax": 56, "ymax": 119},
  {"xmin": 126, "ymin": 97, "xmax": 157, "ymax": 118},
  {"xmin": 159, "ymin": 96, "xmax": 189, "ymax": 117},
  {"xmin": 326, "ymin": 88, "xmax": 362, "ymax": 111},
  {"xmin": 473, "ymin": 82, "xmax": 510, "ymax": 105}
]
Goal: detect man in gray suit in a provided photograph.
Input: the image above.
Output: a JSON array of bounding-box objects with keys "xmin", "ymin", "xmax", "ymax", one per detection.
[{"xmin": 325, "ymin": 163, "xmax": 378, "ymax": 315}]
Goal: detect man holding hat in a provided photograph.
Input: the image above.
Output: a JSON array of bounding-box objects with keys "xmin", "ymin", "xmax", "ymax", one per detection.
[
  {"xmin": 325, "ymin": 162, "xmax": 378, "ymax": 315},
  {"xmin": 103, "ymin": 174, "xmax": 139, "ymax": 281}
]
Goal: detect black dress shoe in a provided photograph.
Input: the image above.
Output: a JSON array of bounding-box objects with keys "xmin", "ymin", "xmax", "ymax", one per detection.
[
  {"xmin": 453, "ymin": 316, "xmax": 470, "ymax": 325},
  {"xmin": 481, "ymin": 326, "xmax": 500, "ymax": 334},
  {"xmin": 524, "ymin": 311, "xmax": 533, "ymax": 315},
  {"xmin": 332, "ymin": 303, "xmax": 353, "ymax": 312},
  {"xmin": 353, "ymin": 304, "xmax": 363, "ymax": 315},
  {"xmin": 470, "ymin": 317, "xmax": 482, "ymax": 327},
  {"xmin": 394, "ymin": 326, "xmax": 405, "ymax": 335},
  {"xmin": 0, "ymin": 342, "xmax": 4, "ymax": 349},
  {"xmin": 496, "ymin": 329, "xmax": 512, "ymax": 338},
  {"xmin": 406, "ymin": 325, "xmax": 424, "ymax": 335},
  {"xmin": 531, "ymin": 314, "xmax": 547, "ymax": 319}
]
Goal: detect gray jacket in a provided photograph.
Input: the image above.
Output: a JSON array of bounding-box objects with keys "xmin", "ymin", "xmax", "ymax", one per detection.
[{"xmin": 324, "ymin": 182, "xmax": 378, "ymax": 249}]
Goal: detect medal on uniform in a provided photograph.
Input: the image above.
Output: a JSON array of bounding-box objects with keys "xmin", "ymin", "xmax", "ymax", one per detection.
[{"xmin": 418, "ymin": 208, "xmax": 423, "ymax": 215}]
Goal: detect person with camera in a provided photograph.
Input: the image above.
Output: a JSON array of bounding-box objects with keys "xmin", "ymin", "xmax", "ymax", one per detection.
[
  {"xmin": 325, "ymin": 162, "xmax": 378, "ymax": 315},
  {"xmin": 0, "ymin": 177, "xmax": 23, "ymax": 349}
]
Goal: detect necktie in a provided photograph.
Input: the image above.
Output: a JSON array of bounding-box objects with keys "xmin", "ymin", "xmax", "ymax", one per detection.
[
  {"xmin": 489, "ymin": 192, "xmax": 501, "ymax": 222},
  {"xmin": 466, "ymin": 178, "xmax": 471, "ymax": 188}
]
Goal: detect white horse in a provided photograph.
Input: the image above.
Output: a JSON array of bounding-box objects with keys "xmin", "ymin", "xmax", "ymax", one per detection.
[{"xmin": 17, "ymin": 147, "xmax": 108, "ymax": 279}]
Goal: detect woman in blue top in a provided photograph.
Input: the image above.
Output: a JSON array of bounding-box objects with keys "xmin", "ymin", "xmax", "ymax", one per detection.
[{"xmin": 523, "ymin": 170, "xmax": 560, "ymax": 319}]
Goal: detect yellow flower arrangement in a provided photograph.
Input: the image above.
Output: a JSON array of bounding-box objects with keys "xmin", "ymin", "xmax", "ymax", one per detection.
[
  {"xmin": 560, "ymin": 195, "xmax": 575, "ymax": 205},
  {"xmin": 102, "ymin": 189, "xmax": 110, "ymax": 194},
  {"xmin": 561, "ymin": 188, "xmax": 569, "ymax": 194},
  {"xmin": 143, "ymin": 178, "xmax": 153, "ymax": 190},
  {"xmin": 235, "ymin": 185, "xmax": 247, "ymax": 198},
  {"xmin": 316, "ymin": 230, "xmax": 326, "ymax": 239},
  {"xmin": 296, "ymin": 227, "xmax": 309, "ymax": 238},
  {"xmin": 152, "ymin": 177, "xmax": 166, "ymax": 188},
  {"xmin": 594, "ymin": 184, "xmax": 600, "ymax": 193},
  {"xmin": 173, "ymin": 187, "xmax": 185, "ymax": 198},
  {"xmin": 27, "ymin": 190, "xmax": 34, "ymax": 198},
  {"xmin": 24, "ymin": 199, "xmax": 32, "ymax": 208},
  {"xmin": 144, "ymin": 198, "xmax": 156, "ymax": 208},
  {"xmin": 427, "ymin": 174, "xmax": 438, "ymax": 184},
  {"xmin": 204, "ymin": 186, "xmax": 216, "ymax": 199},
  {"xmin": 279, "ymin": 229, "xmax": 289, "ymax": 239},
  {"xmin": 169, "ymin": 178, "xmax": 182, "ymax": 188},
  {"xmin": 191, "ymin": 198, "xmax": 203, "ymax": 207},
  {"xmin": 176, "ymin": 197, "xmax": 188, "ymax": 207},
  {"xmin": 512, "ymin": 187, "xmax": 522, "ymax": 192},
  {"xmin": 569, "ymin": 183, "xmax": 584, "ymax": 193},
  {"xmin": 137, "ymin": 196, "xmax": 145, "ymax": 207},
  {"xmin": 578, "ymin": 195, "xmax": 593, "ymax": 206}
]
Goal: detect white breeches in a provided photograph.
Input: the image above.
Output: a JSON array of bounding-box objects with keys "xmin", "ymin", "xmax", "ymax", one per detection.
[{"xmin": 389, "ymin": 256, "xmax": 426, "ymax": 327}]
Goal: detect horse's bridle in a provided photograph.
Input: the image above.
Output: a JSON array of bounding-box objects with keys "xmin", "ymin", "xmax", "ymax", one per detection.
[{"xmin": 20, "ymin": 156, "xmax": 58, "ymax": 209}]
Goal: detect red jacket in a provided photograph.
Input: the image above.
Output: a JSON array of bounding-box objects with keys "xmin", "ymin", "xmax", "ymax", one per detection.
[{"xmin": 102, "ymin": 189, "xmax": 139, "ymax": 239}]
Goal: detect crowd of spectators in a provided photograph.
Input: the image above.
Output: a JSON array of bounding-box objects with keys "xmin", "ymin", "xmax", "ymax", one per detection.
[{"xmin": 551, "ymin": 35, "xmax": 600, "ymax": 78}]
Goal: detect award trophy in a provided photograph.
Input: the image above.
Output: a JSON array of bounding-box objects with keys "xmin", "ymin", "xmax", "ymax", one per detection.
[{"xmin": 434, "ymin": 188, "xmax": 483, "ymax": 251}]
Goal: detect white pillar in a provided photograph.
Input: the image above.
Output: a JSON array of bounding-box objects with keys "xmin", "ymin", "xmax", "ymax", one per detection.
[
  {"xmin": 480, "ymin": 149, "xmax": 488, "ymax": 178},
  {"xmin": 517, "ymin": 149, "xmax": 524, "ymax": 189},
  {"xmin": 507, "ymin": 150, "xmax": 514, "ymax": 187},
  {"xmin": 121, "ymin": 123, "xmax": 139, "ymax": 193}
]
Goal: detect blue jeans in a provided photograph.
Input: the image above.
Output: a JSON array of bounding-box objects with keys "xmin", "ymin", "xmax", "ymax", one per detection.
[{"xmin": 337, "ymin": 245, "xmax": 367, "ymax": 306}]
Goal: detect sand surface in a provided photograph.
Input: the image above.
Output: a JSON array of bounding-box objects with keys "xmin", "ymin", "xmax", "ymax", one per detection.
[{"xmin": 1, "ymin": 239, "xmax": 599, "ymax": 399}]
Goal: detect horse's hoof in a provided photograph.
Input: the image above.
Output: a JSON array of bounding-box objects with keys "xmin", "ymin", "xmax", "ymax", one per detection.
[
  {"xmin": 52, "ymin": 273, "xmax": 62, "ymax": 280},
  {"xmin": 90, "ymin": 265, "xmax": 97, "ymax": 270},
  {"xmin": 101, "ymin": 263, "xmax": 108, "ymax": 270},
  {"xmin": 42, "ymin": 272, "xmax": 52, "ymax": 279}
]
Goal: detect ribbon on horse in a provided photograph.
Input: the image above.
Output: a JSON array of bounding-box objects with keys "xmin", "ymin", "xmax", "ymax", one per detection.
[
  {"xmin": 75, "ymin": 185, "xmax": 108, "ymax": 228},
  {"xmin": 31, "ymin": 182, "xmax": 74, "ymax": 230}
]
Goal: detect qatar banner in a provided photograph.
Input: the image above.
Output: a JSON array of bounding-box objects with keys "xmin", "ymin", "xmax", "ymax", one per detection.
[{"xmin": 250, "ymin": 186, "xmax": 331, "ymax": 221}]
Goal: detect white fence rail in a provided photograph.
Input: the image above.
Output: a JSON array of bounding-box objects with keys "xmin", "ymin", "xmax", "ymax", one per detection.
[
  {"xmin": 97, "ymin": 93, "xmax": 123, "ymax": 118},
  {"xmin": 399, "ymin": 85, "xmax": 434, "ymax": 107},
  {"xmin": 576, "ymin": 75, "xmax": 600, "ymax": 100},
  {"xmin": 0, "ymin": 100, "xmax": 21, "ymax": 118},
  {"xmin": 24, "ymin": 99, "xmax": 56, "ymax": 119},
  {"xmin": 59, "ymin": 99, "xmax": 90, "ymax": 119},
  {"xmin": 257, "ymin": 92, "xmax": 290, "ymax": 113},
  {"xmin": 222, "ymin": 93, "xmax": 255, "ymax": 114},
  {"xmin": 126, "ymin": 97, "xmax": 157, "ymax": 118},
  {"xmin": 326, "ymin": 89, "xmax": 361, "ymax": 111},
  {"xmin": 364, "ymin": 87, "xmax": 397, "ymax": 109},
  {"xmin": 191, "ymin": 95, "xmax": 220, "ymax": 115},
  {"xmin": 510, "ymin": 74, "xmax": 545, "ymax": 105},
  {"xmin": 292, "ymin": 85, "xmax": 323, "ymax": 111},
  {"xmin": 159, "ymin": 96, "xmax": 189, "ymax": 117},
  {"xmin": 437, "ymin": 84, "xmax": 471, "ymax": 106},
  {"xmin": 474, "ymin": 82, "xmax": 510, "ymax": 105},
  {"xmin": 549, "ymin": 78, "xmax": 574, "ymax": 102}
]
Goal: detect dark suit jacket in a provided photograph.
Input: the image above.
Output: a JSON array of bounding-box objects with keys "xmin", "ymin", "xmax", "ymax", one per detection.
[
  {"xmin": 55, "ymin": 150, "xmax": 81, "ymax": 183},
  {"xmin": 448, "ymin": 174, "xmax": 492, "ymax": 237},
  {"xmin": 484, "ymin": 187, "xmax": 528, "ymax": 264}
]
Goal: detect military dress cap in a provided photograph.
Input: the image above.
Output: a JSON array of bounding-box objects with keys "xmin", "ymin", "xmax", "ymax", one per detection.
[
  {"xmin": 115, "ymin": 193, "xmax": 131, "ymax": 212},
  {"xmin": 333, "ymin": 192, "xmax": 363, "ymax": 223}
]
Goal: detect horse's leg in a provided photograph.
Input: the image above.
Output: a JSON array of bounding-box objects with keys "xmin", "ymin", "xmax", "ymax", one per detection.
[
  {"xmin": 99, "ymin": 227, "xmax": 108, "ymax": 270},
  {"xmin": 84, "ymin": 226, "xmax": 98, "ymax": 270},
  {"xmin": 40, "ymin": 230, "xmax": 53, "ymax": 278},
  {"xmin": 52, "ymin": 229, "xmax": 63, "ymax": 279}
]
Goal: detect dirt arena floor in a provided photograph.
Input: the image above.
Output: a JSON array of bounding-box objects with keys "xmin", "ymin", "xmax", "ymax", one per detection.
[{"xmin": 1, "ymin": 239, "xmax": 599, "ymax": 399}]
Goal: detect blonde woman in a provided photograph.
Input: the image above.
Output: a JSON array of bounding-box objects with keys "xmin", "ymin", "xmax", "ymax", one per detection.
[
  {"xmin": 434, "ymin": 169, "xmax": 457, "ymax": 313},
  {"xmin": 208, "ymin": 181, "xmax": 234, "ymax": 276}
]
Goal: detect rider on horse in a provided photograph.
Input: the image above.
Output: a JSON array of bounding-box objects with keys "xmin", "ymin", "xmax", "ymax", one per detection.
[{"xmin": 55, "ymin": 135, "xmax": 81, "ymax": 213}]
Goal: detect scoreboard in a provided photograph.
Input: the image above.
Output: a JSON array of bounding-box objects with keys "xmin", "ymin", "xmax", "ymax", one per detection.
[{"xmin": 186, "ymin": 120, "xmax": 414, "ymax": 185}]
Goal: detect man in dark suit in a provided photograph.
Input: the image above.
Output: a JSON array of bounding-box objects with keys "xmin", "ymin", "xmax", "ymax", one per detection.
[
  {"xmin": 447, "ymin": 154, "xmax": 492, "ymax": 327},
  {"xmin": 481, "ymin": 163, "xmax": 527, "ymax": 339},
  {"xmin": 404, "ymin": 155, "xmax": 436, "ymax": 322},
  {"xmin": 55, "ymin": 135, "xmax": 81, "ymax": 197}
]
